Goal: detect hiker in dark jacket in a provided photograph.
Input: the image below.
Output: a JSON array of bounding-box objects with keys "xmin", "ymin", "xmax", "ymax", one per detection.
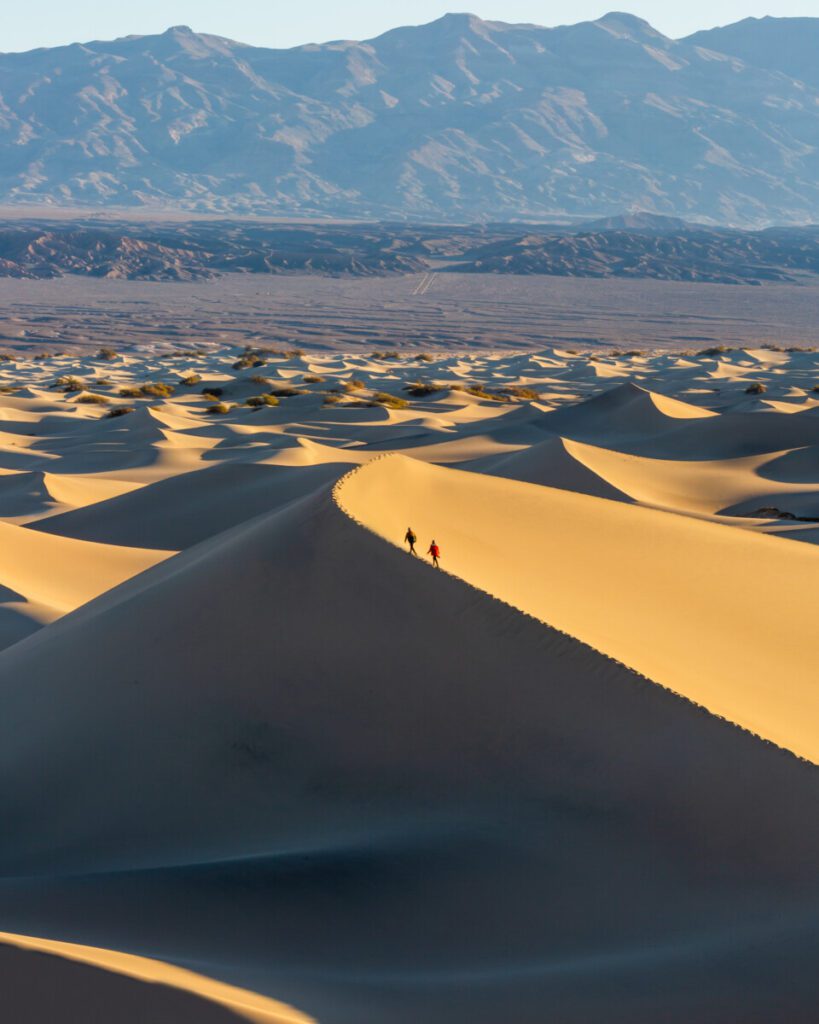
[{"xmin": 405, "ymin": 527, "xmax": 417, "ymax": 555}]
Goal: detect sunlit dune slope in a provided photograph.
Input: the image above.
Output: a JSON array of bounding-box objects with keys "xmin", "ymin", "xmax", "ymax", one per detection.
[
  {"xmin": 0, "ymin": 521, "xmax": 169, "ymax": 649},
  {"xmin": 340, "ymin": 455, "xmax": 819, "ymax": 760},
  {"xmin": 0, "ymin": 932, "xmax": 314, "ymax": 1024}
]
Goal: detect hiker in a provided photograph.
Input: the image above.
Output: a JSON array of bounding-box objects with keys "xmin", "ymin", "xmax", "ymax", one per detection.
[
  {"xmin": 428, "ymin": 539, "xmax": 440, "ymax": 568},
  {"xmin": 405, "ymin": 526, "xmax": 417, "ymax": 555}
]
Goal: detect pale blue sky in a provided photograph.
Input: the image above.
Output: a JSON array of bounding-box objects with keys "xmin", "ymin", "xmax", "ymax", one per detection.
[{"xmin": 4, "ymin": 1, "xmax": 819, "ymax": 52}]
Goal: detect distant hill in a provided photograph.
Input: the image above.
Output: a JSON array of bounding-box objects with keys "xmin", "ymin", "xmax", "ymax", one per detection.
[
  {"xmin": 449, "ymin": 225, "xmax": 819, "ymax": 284},
  {"xmin": 3, "ymin": 14, "xmax": 819, "ymax": 225},
  {"xmin": 2, "ymin": 219, "xmax": 819, "ymax": 284}
]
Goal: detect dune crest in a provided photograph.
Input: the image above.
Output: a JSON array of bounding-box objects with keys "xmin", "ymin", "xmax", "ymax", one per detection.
[
  {"xmin": 0, "ymin": 932, "xmax": 314, "ymax": 1024},
  {"xmin": 338, "ymin": 453, "xmax": 819, "ymax": 761}
]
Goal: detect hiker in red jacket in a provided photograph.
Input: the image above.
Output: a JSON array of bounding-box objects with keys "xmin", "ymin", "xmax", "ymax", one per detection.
[{"xmin": 428, "ymin": 540, "xmax": 440, "ymax": 568}]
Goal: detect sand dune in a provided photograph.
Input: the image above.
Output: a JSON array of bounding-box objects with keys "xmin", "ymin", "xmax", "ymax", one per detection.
[
  {"xmin": 0, "ymin": 933, "xmax": 314, "ymax": 1024},
  {"xmin": 0, "ymin": 520, "xmax": 168, "ymax": 648},
  {"xmin": 0, "ymin": 344, "xmax": 818, "ymax": 1021}
]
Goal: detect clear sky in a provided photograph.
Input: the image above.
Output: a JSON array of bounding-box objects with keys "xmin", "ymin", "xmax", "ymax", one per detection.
[{"xmin": 4, "ymin": 1, "xmax": 819, "ymax": 52}]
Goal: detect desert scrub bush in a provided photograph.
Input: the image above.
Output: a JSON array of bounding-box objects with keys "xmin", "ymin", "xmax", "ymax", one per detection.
[
  {"xmin": 180, "ymin": 374, "xmax": 202, "ymax": 386},
  {"xmin": 245, "ymin": 394, "xmax": 280, "ymax": 408},
  {"xmin": 271, "ymin": 386, "xmax": 307, "ymax": 398},
  {"xmin": 373, "ymin": 392, "xmax": 410, "ymax": 410},
  {"xmin": 258, "ymin": 347, "xmax": 304, "ymax": 359},
  {"xmin": 163, "ymin": 349, "xmax": 209, "ymax": 359},
  {"xmin": 323, "ymin": 393, "xmax": 341, "ymax": 405},
  {"xmin": 415, "ymin": 353, "xmax": 434, "ymax": 362},
  {"xmin": 371, "ymin": 351, "xmax": 400, "ymax": 361},
  {"xmin": 343, "ymin": 379, "xmax": 366, "ymax": 393},
  {"xmin": 105, "ymin": 406, "xmax": 135, "ymax": 418},
  {"xmin": 119, "ymin": 386, "xmax": 143, "ymax": 398},
  {"xmin": 405, "ymin": 381, "xmax": 443, "ymax": 397},
  {"xmin": 250, "ymin": 374, "xmax": 272, "ymax": 385},
  {"xmin": 303, "ymin": 374, "xmax": 325, "ymax": 384},
  {"xmin": 812, "ymin": 385, "xmax": 819, "ymax": 393},
  {"xmin": 0, "ymin": 385, "xmax": 19, "ymax": 394},
  {"xmin": 202, "ymin": 387, "xmax": 224, "ymax": 398},
  {"xmin": 698, "ymin": 346, "xmax": 734, "ymax": 357},
  {"xmin": 233, "ymin": 354, "xmax": 268, "ymax": 370},
  {"xmin": 206, "ymin": 402, "xmax": 232, "ymax": 415},
  {"xmin": 501, "ymin": 386, "xmax": 541, "ymax": 400},
  {"xmin": 140, "ymin": 381, "xmax": 175, "ymax": 398},
  {"xmin": 55, "ymin": 375, "xmax": 86, "ymax": 393},
  {"xmin": 465, "ymin": 385, "xmax": 510, "ymax": 403},
  {"xmin": 745, "ymin": 382, "xmax": 768, "ymax": 394},
  {"xmin": 96, "ymin": 347, "xmax": 119, "ymax": 361},
  {"xmin": 76, "ymin": 392, "xmax": 110, "ymax": 405}
]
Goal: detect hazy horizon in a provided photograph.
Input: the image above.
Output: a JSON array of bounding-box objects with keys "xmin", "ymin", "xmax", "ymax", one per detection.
[{"xmin": 4, "ymin": 1, "xmax": 819, "ymax": 53}]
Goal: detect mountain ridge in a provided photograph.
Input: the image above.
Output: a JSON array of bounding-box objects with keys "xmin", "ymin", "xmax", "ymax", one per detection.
[{"xmin": 3, "ymin": 14, "xmax": 819, "ymax": 225}]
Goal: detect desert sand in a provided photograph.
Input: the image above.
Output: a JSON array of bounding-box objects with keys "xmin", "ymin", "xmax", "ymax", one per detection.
[{"xmin": 0, "ymin": 341, "xmax": 818, "ymax": 1021}]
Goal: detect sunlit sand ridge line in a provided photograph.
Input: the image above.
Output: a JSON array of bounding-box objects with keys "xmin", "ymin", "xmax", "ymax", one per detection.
[
  {"xmin": 0, "ymin": 932, "xmax": 315, "ymax": 1024},
  {"xmin": 337, "ymin": 454, "xmax": 819, "ymax": 762}
]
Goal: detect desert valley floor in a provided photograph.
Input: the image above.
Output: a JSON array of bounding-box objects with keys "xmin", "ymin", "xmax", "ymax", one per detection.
[{"xmin": 0, "ymin": 342, "xmax": 818, "ymax": 1021}]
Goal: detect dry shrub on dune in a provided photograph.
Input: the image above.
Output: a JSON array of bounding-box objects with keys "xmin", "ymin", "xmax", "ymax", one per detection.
[
  {"xmin": 303, "ymin": 374, "xmax": 325, "ymax": 383},
  {"xmin": 233, "ymin": 354, "xmax": 268, "ymax": 370},
  {"xmin": 271, "ymin": 386, "xmax": 307, "ymax": 398},
  {"xmin": 405, "ymin": 381, "xmax": 443, "ymax": 397},
  {"xmin": 96, "ymin": 347, "xmax": 119, "ymax": 361},
  {"xmin": 55, "ymin": 375, "xmax": 86, "ymax": 393},
  {"xmin": 76, "ymin": 392, "xmax": 110, "ymax": 405},
  {"xmin": 140, "ymin": 382, "xmax": 175, "ymax": 398},
  {"xmin": 343, "ymin": 379, "xmax": 366, "ymax": 393},
  {"xmin": 245, "ymin": 394, "xmax": 280, "ymax": 408},
  {"xmin": 323, "ymin": 394, "xmax": 341, "ymax": 405},
  {"xmin": 465, "ymin": 384, "xmax": 511, "ymax": 403},
  {"xmin": 180, "ymin": 374, "xmax": 202, "ymax": 386},
  {"xmin": 502, "ymin": 386, "xmax": 542, "ymax": 400},
  {"xmin": 746, "ymin": 383, "xmax": 768, "ymax": 395},
  {"xmin": 373, "ymin": 392, "xmax": 409, "ymax": 410},
  {"xmin": 206, "ymin": 402, "xmax": 232, "ymax": 415},
  {"xmin": 105, "ymin": 406, "xmax": 135, "ymax": 418}
]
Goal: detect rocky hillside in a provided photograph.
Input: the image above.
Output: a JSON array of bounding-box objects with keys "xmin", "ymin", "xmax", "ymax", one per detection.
[
  {"xmin": 2, "ymin": 217, "xmax": 819, "ymax": 284},
  {"xmin": 2, "ymin": 14, "xmax": 819, "ymax": 225}
]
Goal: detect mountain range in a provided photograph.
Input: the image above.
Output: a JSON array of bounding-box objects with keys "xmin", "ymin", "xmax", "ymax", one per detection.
[
  {"xmin": 3, "ymin": 14, "xmax": 819, "ymax": 225},
  {"xmin": 3, "ymin": 216, "xmax": 819, "ymax": 284}
]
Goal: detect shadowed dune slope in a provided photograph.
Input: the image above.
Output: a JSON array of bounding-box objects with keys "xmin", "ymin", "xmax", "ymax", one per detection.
[
  {"xmin": 32, "ymin": 461, "xmax": 349, "ymax": 549},
  {"xmin": 1, "ymin": 469, "xmax": 819, "ymax": 1021},
  {"xmin": 340, "ymin": 455, "xmax": 819, "ymax": 761},
  {"xmin": 481, "ymin": 435, "xmax": 632, "ymax": 502}
]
